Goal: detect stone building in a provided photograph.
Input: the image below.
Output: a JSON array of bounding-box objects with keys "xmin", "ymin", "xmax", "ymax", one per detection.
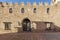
[{"xmin": 0, "ymin": 0, "xmax": 60, "ymax": 34}]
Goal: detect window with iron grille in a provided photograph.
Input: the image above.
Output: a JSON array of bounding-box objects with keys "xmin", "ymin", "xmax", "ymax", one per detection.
[{"xmin": 3, "ymin": 22, "xmax": 12, "ymax": 30}]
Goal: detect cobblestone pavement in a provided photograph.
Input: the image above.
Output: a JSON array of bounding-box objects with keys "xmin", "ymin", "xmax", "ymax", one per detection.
[{"xmin": 0, "ymin": 32, "xmax": 60, "ymax": 40}]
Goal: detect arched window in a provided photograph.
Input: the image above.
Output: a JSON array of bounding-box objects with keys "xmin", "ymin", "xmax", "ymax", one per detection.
[
  {"xmin": 9, "ymin": 8, "xmax": 12, "ymax": 13},
  {"xmin": 34, "ymin": 8, "xmax": 36, "ymax": 13},
  {"xmin": 47, "ymin": 8, "xmax": 50, "ymax": 13},
  {"xmin": 21, "ymin": 8, "xmax": 24, "ymax": 13}
]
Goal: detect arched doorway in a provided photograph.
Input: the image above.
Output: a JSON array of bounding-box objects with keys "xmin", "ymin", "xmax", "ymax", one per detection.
[{"xmin": 22, "ymin": 18, "xmax": 31, "ymax": 32}]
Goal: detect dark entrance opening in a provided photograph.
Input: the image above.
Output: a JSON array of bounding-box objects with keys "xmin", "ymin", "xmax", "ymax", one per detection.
[{"xmin": 22, "ymin": 18, "xmax": 31, "ymax": 32}]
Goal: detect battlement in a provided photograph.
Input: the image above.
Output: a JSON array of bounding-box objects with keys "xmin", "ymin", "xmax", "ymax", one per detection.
[
  {"xmin": 0, "ymin": 2, "xmax": 54, "ymax": 7},
  {"xmin": 0, "ymin": 0, "xmax": 59, "ymax": 7},
  {"xmin": 0, "ymin": 0, "xmax": 59, "ymax": 6}
]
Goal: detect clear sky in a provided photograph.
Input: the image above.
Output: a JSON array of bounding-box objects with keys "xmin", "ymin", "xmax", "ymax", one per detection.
[{"xmin": 0, "ymin": 0, "xmax": 51, "ymax": 4}]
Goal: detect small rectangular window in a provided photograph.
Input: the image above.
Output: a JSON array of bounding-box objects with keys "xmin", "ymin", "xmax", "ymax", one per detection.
[
  {"xmin": 46, "ymin": 23, "xmax": 51, "ymax": 28},
  {"xmin": 9, "ymin": 8, "xmax": 12, "ymax": 13},
  {"xmin": 45, "ymin": 22, "xmax": 52, "ymax": 30},
  {"xmin": 47, "ymin": 8, "xmax": 50, "ymax": 13},
  {"xmin": 3, "ymin": 22, "xmax": 12, "ymax": 30}
]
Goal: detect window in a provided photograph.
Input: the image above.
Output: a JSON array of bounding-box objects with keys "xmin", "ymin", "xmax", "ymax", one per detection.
[
  {"xmin": 21, "ymin": 8, "xmax": 24, "ymax": 13},
  {"xmin": 9, "ymin": 8, "xmax": 12, "ymax": 13},
  {"xmin": 47, "ymin": 8, "xmax": 50, "ymax": 13},
  {"xmin": 34, "ymin": 8, "xmax": 36, "ymax": 13},
  {"xmin": 45, "ymin": 22, "xmax": 52, "ymax": 30},
  {"xmin": 3, "ymin": 22, "xmax": 12, "ymax": 30},
  {"xmin": 46, "ymin": 23, "xmax": 51, "ymax": 29}
]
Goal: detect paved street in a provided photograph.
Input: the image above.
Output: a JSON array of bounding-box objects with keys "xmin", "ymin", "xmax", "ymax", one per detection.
[
  {"xmin": 42, "ymin": 32, "xmax": 60, "ymax": 40},
  {"xmin": 0, "ymin": 32, "xmax": 60, "ymax": 40}
]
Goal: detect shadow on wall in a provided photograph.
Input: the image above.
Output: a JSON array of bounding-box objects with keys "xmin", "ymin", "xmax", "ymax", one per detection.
[
  {"xmin": 45, "ymin": 22, "xmax": 60, "ymax": 32},
  {"xmin": 50, "ymin": 24, "xmax": 60, "ymax": 32},
  {"xmin": 32, "ymin": 21, "xmax": 60, "ymax": 32}
]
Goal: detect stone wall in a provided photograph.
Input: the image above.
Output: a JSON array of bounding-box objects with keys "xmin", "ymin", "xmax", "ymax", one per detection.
[{"xmin": 0, "ymin": 2, "xmax": 60, "ymax": 34}]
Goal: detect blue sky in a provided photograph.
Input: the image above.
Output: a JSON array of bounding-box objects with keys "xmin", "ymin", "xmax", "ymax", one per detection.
[{"xmin": 0, "ymin": 0, "xmax": 52, "ymax": 4}]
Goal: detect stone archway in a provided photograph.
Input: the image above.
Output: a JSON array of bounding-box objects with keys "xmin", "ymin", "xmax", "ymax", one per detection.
[{"xmin": 22, "ymin": 18, "xmax": 31, "ymax": 32}]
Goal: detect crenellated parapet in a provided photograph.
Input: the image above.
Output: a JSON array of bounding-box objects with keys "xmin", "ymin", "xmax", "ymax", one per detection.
[
  {"xmin": 1, "ymin": 0, "xmax": 60, "ymax": 8},
  {"xmin": 0, "ymin": 2, "xmax": 57, "ymax": 8}
]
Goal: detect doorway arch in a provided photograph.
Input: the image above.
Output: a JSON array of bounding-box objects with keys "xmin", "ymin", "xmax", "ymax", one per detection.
[{"xmin": 22, "ymin": 18, "xmax": 31, "ymax": 32}]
